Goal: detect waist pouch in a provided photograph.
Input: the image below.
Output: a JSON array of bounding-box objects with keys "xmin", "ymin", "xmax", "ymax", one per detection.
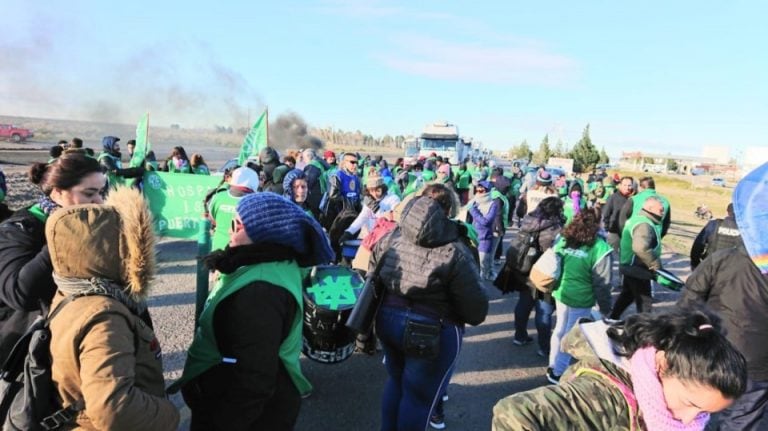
[{"xmin": 403, "ymin": 318, "xmax": 440, "ymax": 360}]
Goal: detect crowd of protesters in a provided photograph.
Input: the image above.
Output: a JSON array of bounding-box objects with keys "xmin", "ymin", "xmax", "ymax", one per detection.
[{"xmin": 0, "ymin": 134, "xmax": 765, "ymax": 431}]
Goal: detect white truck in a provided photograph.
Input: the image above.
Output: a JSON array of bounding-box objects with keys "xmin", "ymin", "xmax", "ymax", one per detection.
[{"xmin": 418, "ymin": 122, "xmax": 471, "ymax": 163}]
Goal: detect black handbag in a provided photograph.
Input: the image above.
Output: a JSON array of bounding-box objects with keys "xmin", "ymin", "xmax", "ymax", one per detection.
[{"xmin": 345, "ymin": 253, "xmax": 386, "ymax": 335}]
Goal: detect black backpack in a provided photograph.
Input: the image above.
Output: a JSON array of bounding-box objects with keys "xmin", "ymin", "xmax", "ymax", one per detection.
[
  {"xmin": 0, "ymin": 295, "xmax": 85, "ymax": 430},
  {"xmin": 512, "ymin": 229, "xmax": 542, "ymax": 275}
]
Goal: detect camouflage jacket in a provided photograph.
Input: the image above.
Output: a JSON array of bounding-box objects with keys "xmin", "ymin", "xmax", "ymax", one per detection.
[{"xmin": 492, "ymin": 322, "xmax": 645, "ymax": 430}]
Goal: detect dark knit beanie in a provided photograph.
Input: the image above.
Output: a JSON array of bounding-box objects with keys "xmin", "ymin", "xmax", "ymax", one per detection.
[{"xmin": 236, "ymin": 193, "xmax": 334, "ymax": 266}]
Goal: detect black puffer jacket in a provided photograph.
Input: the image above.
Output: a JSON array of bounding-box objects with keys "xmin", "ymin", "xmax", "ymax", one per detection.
[
  {"xmin": 495, "ymin": 208, "xmax": 564, "ymax": 293},
  {"xmin": 679, "ymin": 245, "xmax": 768, "ymax": 381},
  {"xmin": 371, "ymin": 196, "xmax": 488, "ymax": 326},
  {"xmin": 0, "ymin": 208, "xmax": 57, "ymax": 362}
]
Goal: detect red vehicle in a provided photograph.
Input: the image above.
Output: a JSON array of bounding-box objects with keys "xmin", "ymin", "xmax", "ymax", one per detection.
[{"xmin": 0, "ymin": 124, "xmax": 34, "ymax": 143}]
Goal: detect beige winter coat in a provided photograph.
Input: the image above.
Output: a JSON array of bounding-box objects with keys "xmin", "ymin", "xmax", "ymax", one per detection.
[
  {"xmin": 48, "ymin": 292, "xmax": 179, "ymax": 430},
  {"xmin": 45, "ymin": 187, "xmax": 179, "ymax": 430}
]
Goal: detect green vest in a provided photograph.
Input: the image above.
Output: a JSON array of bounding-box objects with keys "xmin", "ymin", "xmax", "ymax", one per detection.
[
  {"xmin": 169, "ymin": 261, "xmax": 311, "ymax": 395},
  {"xmin": 620, "ymin": 214, "xmax": 661, "ymax": 266},
  {"xmin": 309, "ymin": 160, "xmax": 328, "ymax": 194},
  {"xmin": 553, "ymin": 237, "xmax": 613, "ymax": 308},
  {"xmin": 193, "ymin": 165, "xmax": 210, "ymax": 175},
  {"xmin": 562, "ymin": 196, "xmax": 588, "ymax": 226},
  {"xmin": 168, "ymin": 161, "xmax": 192, "ymax": 174},
  {"xmin": 603, "ymin": 181, "xmax": 616, "ymax": 196},
  {"xmin": 402, "ymin": 173, "xmax": 425, "ymax": 197},
  {"xmin": 490, "ymin": 189, "xmax": 509, "ymax": 229},
  {"xmin": 421, "ymin": 170, "xmax": 436, "ymax": 182},
  {"xmin": 209, "ymin": 191, "xmax": 241, "ymax": 251},
  {"xmin": 456, "ymin": 169, "xmax": 471, "ymax": 189},
  {"xmin": 630, "ymin": 190, "xmax": 670, "ymax": 221},
  {"xmin": 97, "ymin": 152, "xmax": 125, "ymax": 188}
]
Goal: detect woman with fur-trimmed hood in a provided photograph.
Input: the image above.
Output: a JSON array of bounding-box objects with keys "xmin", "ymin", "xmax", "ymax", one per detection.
[{"xmin": 46, "ymin": 187, "xmax": 179, "ymax": 430}]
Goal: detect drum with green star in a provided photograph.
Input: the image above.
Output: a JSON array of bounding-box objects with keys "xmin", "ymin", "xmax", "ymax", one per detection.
[{"xmin": 302, "ymin": 265, "xmax": 365, "ymax": 363}]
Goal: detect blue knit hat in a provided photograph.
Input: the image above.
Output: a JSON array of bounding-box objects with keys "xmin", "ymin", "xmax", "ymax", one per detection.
[{"xmin": 236, "ymin": 193, "xmax": 333, "ymax": 266}]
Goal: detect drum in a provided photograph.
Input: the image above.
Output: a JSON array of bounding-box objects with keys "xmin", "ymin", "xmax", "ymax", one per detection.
[
  {"xmin": 302, "ymin": 265, "xmax": 365, "ymax": 363},
  {"xmin": 655, "ymin": 268, "xmax": 685, "ymax": 291}
]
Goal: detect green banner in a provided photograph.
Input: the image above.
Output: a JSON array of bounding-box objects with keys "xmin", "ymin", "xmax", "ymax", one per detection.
[
  {"xmin": 142, "ymin": 171, "xmax": 222, "ymax": 238},
  {"xmin": 238, "ymin": 109, "xmax": 268, "ymax": 166},
  {"xmin": 130, "ymin": 113, "xmax": 149, "ymax": 168}
]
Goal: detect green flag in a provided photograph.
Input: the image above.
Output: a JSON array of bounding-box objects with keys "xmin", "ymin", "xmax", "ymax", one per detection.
[
  {"xmin": 237, "ymin": 109, "xmax": 268, "ymax": 166},
  {"xmin": 130, "ymin": 113, "xmax": 150, "ymax": 168},
  {"xmin": 142, "ymin": 171, "xmax": 222, "ymax": 238}
]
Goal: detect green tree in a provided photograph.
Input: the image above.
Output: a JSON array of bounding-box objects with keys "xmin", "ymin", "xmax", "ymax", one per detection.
[
  {"xmin": 552, "ymin": 139, "xmax": 569, "ymax": 158},
  {"xmin": 598, "ymin": 146, "xmax": 610, "ymax": 165},
  {"xmin": 569, "ymin": 124, "xmax": 600, "ymax": 172},
  {"xmin": 532, "ymin": 134, "xmax": 553, "ymax": 165},
  {"xmin": 508, "ymin": 140, "xmax": 533, "ymax": 161},
  {"xmin": 667, "ymin": 158, "xmax": 678, "ymax": 171}
]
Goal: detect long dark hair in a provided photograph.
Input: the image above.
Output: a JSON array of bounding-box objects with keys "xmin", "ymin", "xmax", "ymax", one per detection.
[
  {"xmin": 29, "ymin": 152, "xmax": 102, "ymax": 196},
  {"xmin": 171, "ymin": 146, "xmax": 190, "ymax": 161},
  {"xmin": 608, "ymin": 307, "xmax": 747, "ymax": 399}
]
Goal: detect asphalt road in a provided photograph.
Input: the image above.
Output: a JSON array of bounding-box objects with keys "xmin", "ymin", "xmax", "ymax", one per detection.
[{"xmin": 149, "ymin": 227, "xmax": 686, "ymax": 431}]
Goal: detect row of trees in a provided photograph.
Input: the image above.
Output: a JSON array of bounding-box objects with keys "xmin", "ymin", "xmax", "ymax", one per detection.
[
  {"xmin": 508, "ymin": 124, "xmax": 609, "ymax": 173},
  {"xmin": 312, "ymin": 127, "xmax": 407, "ymax": 149}
]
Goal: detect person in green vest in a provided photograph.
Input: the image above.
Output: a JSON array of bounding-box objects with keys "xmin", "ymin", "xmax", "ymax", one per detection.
[
  {"xmin": 562, "ymin": 182, "xmax": 587, "ymax": 225},
  {"xmin": 206, "ymin": 167, "xmax": 260, "ymax": 251},
  {"xmin": 172, "ymin": 192, "xmax": 334, "ymax": 430},
  {"xmin": 609, "ymin": 196, "xmax": 665, "ymax": 319},
  {"xmin": 144, "ymin": 150, "xmax": 160, "ymax": 171},
  {"xmin": 506, "ymin": 165, "xmax": 523, "ymax": 225},
  {"xmin": 618, "ymin": 176, "xmax": 671, "ymax": 238},
  {"xmin": 166, "ymin": 146, "xmax": 192, "ymax": 173},
  {"xmin": 421, "ymin": 159, "xmax": 437, "ymax": 183},
  {"xmin": 454, "ymin": 161, "xmax": 472, "ymax": 205},
  {"xmin": 323, "ymin": 150, "xmax": 338, "ymax": 173},
  {"xmin": 191, "ymin": 153, "xmax": 210, "ymax": 175},
  {"xmin": 402, "ymin": 162, "xmax": 427, "ymax": 197},
  {"xmin": 97, "ymin": 136, "xmax": 144, "ymax": 189},
  {"xmin": 546, "ymin": 209, "xmax": 613, "ymax": 384},
  {"xmin": 436, "ymin": 162, "xmax": 455, "ymax": 189},
  {"xmin": 302, "ymin": 148, "xmax": 328, "ymax": 214}
]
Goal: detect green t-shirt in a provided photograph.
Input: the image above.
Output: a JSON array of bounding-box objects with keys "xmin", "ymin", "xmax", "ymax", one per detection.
[{"xmin": 209, "ymin": 191, "xmax": 242, "ymax": 251}]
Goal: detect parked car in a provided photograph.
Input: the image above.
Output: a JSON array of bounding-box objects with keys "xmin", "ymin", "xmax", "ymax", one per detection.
[
  {"xmin": 711, "ymin": 177, "xmax": 726, "ymax": 187},
  {"xmin": 0, "ymin": 124, "xmax": 34, "ymax": 142}
]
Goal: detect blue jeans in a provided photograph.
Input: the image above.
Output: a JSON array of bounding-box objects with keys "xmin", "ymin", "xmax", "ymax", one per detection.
[
  {"xmin": 514, "ymin": 289, "xmax": 555, "ymax": 353},
  {"xmin": 376, "ymin": 305, "xmax": 464, "ymax": 431},
  {"xmin": 549, "ymin": 302, "xmax": 592, "ymax": 375}
]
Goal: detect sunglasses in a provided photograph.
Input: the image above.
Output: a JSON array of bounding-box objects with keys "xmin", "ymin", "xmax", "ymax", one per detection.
[
  {"xmin": 347, "ymin": 160, "xmax": 358, "ymax": 164},
  {"xmin": 230, "ymin": 218, "xmax": 244, "ymax": 233}
]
